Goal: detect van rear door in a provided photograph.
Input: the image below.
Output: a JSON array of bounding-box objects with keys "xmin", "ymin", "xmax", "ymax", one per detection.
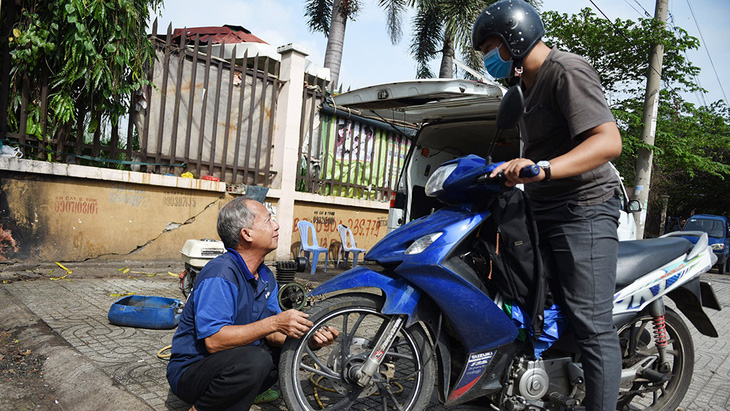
[{"xmin": 333, "ymin": 79, "xmax": 512, "ymax": 231}]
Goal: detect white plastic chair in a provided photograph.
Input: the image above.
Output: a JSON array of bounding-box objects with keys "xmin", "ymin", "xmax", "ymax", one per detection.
[
  {"xmin": 297, "ymin": 220, "xmax": 329, "ymax": 274},
  {"xmin": 337, "ymin": 224, "xmax": 366, "ymax": 268}
]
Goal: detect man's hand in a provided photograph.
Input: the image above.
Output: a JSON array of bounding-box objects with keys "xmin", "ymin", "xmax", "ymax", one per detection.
[
  {"xmin": 489, "ymin": 158, "xmax": 544, "ymax": 187},
  {"xmin": 308, "ymin": 325, "xmax": 340, "ymax": 349},
  {"xmin": 272, "ymin": 309, "xmax": 313, "ymax": 339}
]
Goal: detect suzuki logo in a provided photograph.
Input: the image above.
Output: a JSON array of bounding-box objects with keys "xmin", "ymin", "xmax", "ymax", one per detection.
[{"xmin": 377, "ymin": 90, "xmax": 389, "ymax": 99}]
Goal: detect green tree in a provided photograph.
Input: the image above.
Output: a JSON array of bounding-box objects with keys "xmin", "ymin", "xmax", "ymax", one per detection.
[
  {"xmin": 542, "ymin": 8, "xmax": 730, "ymax": 234},
  {"xmin": 304, "ymin": 0, "xmax": 411, "ymax": 91},
  {"xmin": 6, "ymin": 0, "xmax": 163, "ymax": 151}
]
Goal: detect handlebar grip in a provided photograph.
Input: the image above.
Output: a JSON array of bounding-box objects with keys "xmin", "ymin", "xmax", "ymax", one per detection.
[
  {"xmin": 519, "ymin": 164, "xmax": 540, "ymax": 178},
  {"xmin": 475, "ymin": 164, "xmax": 541, "ymax": 185}
]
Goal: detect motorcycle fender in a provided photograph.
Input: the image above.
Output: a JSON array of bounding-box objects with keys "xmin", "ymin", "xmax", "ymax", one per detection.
[
  {"xmin": 667, "ymin": 277, "xmax": 719, "ymax": 337},
  {"xmin": 309, "ymin": 267, "xmax": 421, "ymax": 324}
]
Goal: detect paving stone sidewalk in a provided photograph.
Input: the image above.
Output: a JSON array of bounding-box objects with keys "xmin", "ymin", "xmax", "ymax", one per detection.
[{"xmin": 1, "ymin": 269, "xmax": 728, "ymax": 410}]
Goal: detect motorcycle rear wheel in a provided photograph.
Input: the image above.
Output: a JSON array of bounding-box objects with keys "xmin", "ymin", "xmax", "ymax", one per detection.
[
  {"xmin": 279, "ymin": 293, "xmax": 436, "ymax": 410},
  {"xmin": 616, "ymin": 307, "xmax": 694, "ymax": 410}
]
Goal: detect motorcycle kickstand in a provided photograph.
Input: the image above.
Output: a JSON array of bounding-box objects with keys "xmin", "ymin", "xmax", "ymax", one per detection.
[{"xmin": 355, "ymin": 315, "xmax": 405, "ymax": 387}]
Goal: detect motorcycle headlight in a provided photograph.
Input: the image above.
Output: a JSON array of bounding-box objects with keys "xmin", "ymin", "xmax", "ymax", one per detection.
[
  {"xmin": 425, "ymin": 163, "xmax": 457, "ymax": 197},
  {"xmin": 405, "ymin": 232, "xmax": 443, "ymax": 255},
  {"xmin": 711, "ymin": 243, "xmax": 725, "ymax": 250}
]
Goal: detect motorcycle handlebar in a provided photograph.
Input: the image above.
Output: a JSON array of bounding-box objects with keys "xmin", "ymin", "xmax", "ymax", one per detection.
[{"xmin": 475, "ymin": 164, "xmax": 540, "ymax": 185}]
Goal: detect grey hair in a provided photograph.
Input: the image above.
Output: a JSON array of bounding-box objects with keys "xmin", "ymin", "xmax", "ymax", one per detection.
[{"xmin": 217, "ymin": 197, "xmax": 257, "ymax": 249}]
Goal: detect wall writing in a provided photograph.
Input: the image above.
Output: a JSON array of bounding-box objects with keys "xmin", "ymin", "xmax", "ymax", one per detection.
[
  {"xmin": 54, "ymin": 196, "xmax": 99, "ymax": 214},
  {"xmin": 291, "ymin": 205, "xmax": 388, "ymax": 257},
  {"xmin": 162, "ymin": 190, "xmax": 198, "ymax": 208},
  {"xmin": 109, "ymin": 185, "xmax": 147, "ymax": 207}
]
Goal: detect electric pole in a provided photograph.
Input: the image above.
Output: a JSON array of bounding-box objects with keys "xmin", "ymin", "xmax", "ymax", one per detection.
[{"xmin": 633, "ymin": 0, "xmax": 669, "ymax": 239}]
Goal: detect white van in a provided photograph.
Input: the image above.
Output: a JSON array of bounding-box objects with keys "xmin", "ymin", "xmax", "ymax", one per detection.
[{"xmin": 333, "ymin": 79, "xmax": 640, "ymax": 240}]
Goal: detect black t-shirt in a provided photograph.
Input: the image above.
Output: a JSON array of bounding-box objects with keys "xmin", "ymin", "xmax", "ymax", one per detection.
[{"xmin": 521, "ymin": 48, "xmax": 620, "ymax": 210}]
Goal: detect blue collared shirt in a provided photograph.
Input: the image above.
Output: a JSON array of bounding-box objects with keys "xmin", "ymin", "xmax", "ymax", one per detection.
[{"xmin": 166, "ymin": 251, "xmax": 280, "ymax": 393}]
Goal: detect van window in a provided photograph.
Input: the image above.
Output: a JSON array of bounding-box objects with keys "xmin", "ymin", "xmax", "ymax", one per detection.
[{"xmin": 684, "ymin": 219, "xmax": 725, "ymax": 238}]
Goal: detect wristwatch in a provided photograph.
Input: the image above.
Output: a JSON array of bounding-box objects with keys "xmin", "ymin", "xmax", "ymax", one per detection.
[{"xmin": 536, "ymin": 160, "xmax": 551, "ymax": 181}]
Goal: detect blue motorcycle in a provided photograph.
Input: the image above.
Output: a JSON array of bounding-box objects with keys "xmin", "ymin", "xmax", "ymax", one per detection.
[{"xmin": 279, "ymin": 86, "xmax": 720, "ymax": 410}]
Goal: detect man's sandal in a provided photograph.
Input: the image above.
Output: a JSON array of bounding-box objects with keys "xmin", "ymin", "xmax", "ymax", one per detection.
[{"xmin": 254, "ymin": 389, "xmax": 280, "ymax": 404}]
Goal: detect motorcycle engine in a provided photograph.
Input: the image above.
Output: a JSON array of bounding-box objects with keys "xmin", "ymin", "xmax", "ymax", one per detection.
[
  {"xmin": 506, "ymin": 356, "xmax": 584, "ymax": 409},
  {"xmin": 516, "ymin": 362, "xmax": 549, "ymax": 401}
]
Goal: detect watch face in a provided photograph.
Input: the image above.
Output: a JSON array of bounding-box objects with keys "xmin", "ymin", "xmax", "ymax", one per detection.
[{"xmin": 537, "ymin": 161, "xmax": 550, "ymax": 168}]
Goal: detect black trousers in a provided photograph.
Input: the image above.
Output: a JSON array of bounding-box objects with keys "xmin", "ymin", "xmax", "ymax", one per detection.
[
  {"xmin": 175, "ymin": 344, "xmax": 279, "ymax": 411},
  {"xmin": 535, "ymin": 197, "xmax": 621, "ymax": 411}
]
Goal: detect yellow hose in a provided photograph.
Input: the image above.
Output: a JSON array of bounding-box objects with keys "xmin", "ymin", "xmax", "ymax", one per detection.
[{"xmin": 157, "ymin": 344, "xmax": 172, "ymax": 359}]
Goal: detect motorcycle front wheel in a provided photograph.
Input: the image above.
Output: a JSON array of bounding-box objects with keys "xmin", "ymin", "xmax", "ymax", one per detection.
[
  {"xmin": 616, "ymin": 307, "xmax": 694, "ymax": 410},
  {"xmin": 279, "ymin": 293, "xmax": 436, "ymax": 410}
]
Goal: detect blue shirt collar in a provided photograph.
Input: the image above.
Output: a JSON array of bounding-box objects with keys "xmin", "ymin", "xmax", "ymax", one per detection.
[{"xmin": 226, "ymin": 248, "xmax": 268, "ymax": 282}]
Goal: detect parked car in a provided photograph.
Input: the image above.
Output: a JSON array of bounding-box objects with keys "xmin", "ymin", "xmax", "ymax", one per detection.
[
  {"xmin": 333, "ymin": 79, "xmax": 640, "ymax": 241},
  {"xmin": 681, "ymin": 214, "xmax": 730, "ymax": 273}
]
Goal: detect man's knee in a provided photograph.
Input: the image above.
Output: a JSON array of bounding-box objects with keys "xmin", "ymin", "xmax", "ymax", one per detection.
[
  {"xmin": 225, "ymin": 346, "xmax": 275, "ymax": 376},
  {"xmin": 247, "ymin": 346, "xmax": 275, "ymax": 373}
]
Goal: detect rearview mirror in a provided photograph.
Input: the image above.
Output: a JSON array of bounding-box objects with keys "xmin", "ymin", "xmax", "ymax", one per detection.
[
  {"xmin": 487, "ymin": 85, "xmax": 524, "ymax": 163},
  {"xmin": 496, "ymin": 85, "xmax": 524, "ymax": 130}
]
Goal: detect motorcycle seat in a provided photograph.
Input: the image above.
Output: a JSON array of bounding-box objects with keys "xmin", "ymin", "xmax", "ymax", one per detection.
[{"xmin": 615, "ymin": 237, "xmax": 693, "ymax": 289}]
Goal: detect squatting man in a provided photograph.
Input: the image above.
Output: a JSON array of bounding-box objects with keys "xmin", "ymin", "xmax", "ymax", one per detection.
[{"xmin": 166, "ymin": 197, "xmax": 339, "ymax": 410}]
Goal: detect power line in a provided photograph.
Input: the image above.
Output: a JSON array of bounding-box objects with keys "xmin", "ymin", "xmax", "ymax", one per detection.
[
  {"xmin": 684, "ymin": 0, "xmax": 728, "ymax": 104},
  {"xmin": 588, "ymin": 0, "xmax": 724, "ymax": 107},
  {"xmin": 588, "ymin": 0, "xmax": 666, "ymax": 82},
  {"xmin": 629, "ymin": 0, "xmax": 652, "ymax": 17},
  {"xmin": 667, "ymin": 11, "xmax": 708, "ymax": 107},
  {"xmin": 621, "ymin": 0, "xmax": 645, "ymax": 17}
]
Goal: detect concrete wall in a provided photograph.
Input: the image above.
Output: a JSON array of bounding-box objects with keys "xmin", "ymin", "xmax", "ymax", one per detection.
[
  {"xmin": 0, "ymin": 158, "xmax": 229, "ymax": 262},
  {"xmin": 0, "ymin": 157, "xmax": 388, "ymax": 264}
]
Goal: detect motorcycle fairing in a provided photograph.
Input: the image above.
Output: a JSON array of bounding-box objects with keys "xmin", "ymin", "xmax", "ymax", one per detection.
[
  {"xmin": 449, "ymin": 350, "xmax": 496, "ymax": 399},
  {"xmin": 365, "ymin": 206, "xmax": 483, "ymax": 265},
  {"xmin": 613, "ymin": 248, "xmax": 713, "ymax": 314},
  {"xmin": 339, "ymin": 206, "xmax": 520, "ymax": 351},
  {"xmin": 443, "ymin": 344, "xmax": 516, "ymax": 407},
  {"xmin": 667, "ymin": 277, "xmax": 719, "ymax": 337},
  {"xmin": 309, "ymin": 267, "xmax": 422, "ymax": 324}
]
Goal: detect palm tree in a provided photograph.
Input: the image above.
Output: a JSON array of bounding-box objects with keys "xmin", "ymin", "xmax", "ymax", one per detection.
[
  {"xmin": 411, "ymin": 0, "xmax": 542, "ymax": 79},
  {"xmin": 411, "ymin": 0, "xmax": 491, "ymax": 79},
  {"xmin": 304, "ymin": 0, "xmax": 411, "ymax": 92}
]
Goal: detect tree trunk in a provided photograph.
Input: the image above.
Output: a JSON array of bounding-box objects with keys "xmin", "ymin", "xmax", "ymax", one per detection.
[
  {"xmin": 438, "ymin": 35, "xmax": 454, "ymax": 78},
  {"xmin": 324, "ymin": 0, "xmax": 348, "ymax": 92}
]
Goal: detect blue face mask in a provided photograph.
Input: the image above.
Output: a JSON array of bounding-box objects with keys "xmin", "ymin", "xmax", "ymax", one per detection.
[{"xmin": 482, "ymin": 44, "xmax": 512, "ymax": 79}]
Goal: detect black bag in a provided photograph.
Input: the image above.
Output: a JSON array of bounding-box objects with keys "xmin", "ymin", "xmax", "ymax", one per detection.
[{"xmin": 477, "ymin": 188, "xmax": 546, "ymax": 336}]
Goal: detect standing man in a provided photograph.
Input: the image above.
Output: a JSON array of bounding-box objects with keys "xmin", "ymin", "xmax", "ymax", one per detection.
[
  {"xmin": 474, "ymin": 1, "xmax": 623, "ymax": 410},
  {"xmin": 167, "ymin": 197, "xmax": 338, "ymax": 410}
]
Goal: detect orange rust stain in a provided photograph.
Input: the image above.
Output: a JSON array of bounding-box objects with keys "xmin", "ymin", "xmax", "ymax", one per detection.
[{"xmin": 0, "ymin": 224, "xmax": 19, "ymax": 261}]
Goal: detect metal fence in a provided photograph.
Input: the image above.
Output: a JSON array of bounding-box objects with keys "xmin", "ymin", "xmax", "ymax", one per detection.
[
  {"xmin": 0, "ymin": 19, "xmax": 281, "ymax": 186},
  {"xmin": 1, "ymin": 11, "xmax": 412, "ymax": 200},
  {"xmin": 296, "ymin": 87, "xmax": 412, "ymax": 202}
]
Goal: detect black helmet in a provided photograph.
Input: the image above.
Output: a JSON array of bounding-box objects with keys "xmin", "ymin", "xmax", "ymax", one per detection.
[{"xmin": 471, "ymin": 0, "xmax": 545, "ymax": 60}]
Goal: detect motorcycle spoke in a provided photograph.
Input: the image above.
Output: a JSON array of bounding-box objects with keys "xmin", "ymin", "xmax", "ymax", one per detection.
[
  {"xmin": 384, "ymin": 349, "xmax": 415, "ymax": 362},
  {"xmin": 378, "ymin": 382, "xmax": 405, "ymax": 411},
  {"xmin": 300, "ymin": 362, "xmax": 341, "ymax": 380},
  {"xmin": 327, "ymin": 385, "xmax": 365, "ymax": 411},
  {"xmin": 340, "ymin": 312, "xmax": 366, "ymax": 356},
  {"xmin": 302, "ymin": 345, "xmax": 340, "ymax": 379}
]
